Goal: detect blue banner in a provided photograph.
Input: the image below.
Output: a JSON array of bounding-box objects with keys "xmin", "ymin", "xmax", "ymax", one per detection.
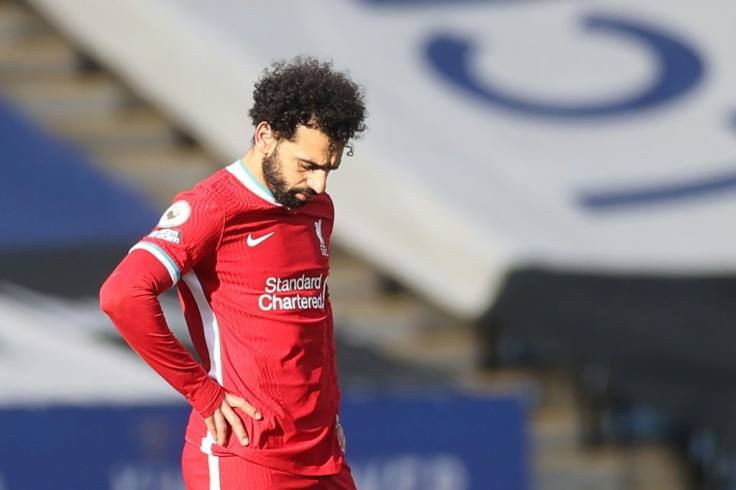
[
  {"xmin": 0, "ymin": 392, "xmax": 529, "ymax": 490},
  {"xmin": 342, "ymin": 392, "xmax": 530, "ymax": 490}
]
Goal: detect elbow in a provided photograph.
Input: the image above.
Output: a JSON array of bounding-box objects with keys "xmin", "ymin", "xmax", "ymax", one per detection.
[
  {"xmin": 99, "ymin": 273, "xmax": 126, "ymax": 318},
  {"xmin": 99, "ymin": 251, "xmax": 167, "ymax": 322}
]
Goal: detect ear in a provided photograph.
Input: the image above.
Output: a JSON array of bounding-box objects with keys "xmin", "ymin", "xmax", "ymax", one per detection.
[{"xmin": 254, "ymin": 122, "xmax": 277, "ymax": 155}]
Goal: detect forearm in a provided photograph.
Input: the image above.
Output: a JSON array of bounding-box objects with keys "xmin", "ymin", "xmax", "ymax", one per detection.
[{"xmin": 99, "ymin": 251, "xmax": 224, "ymax": 417}]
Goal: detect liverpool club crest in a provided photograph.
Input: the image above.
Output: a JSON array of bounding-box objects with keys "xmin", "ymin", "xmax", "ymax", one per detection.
[{"xmin": 314, "ymin": 219, "xmax": 329, "ymax": 257}]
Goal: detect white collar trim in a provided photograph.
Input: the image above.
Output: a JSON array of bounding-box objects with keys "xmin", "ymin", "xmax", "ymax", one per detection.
[{"xmin": 226, "ymin": 160, "xmax": 281, "ymax": 206}]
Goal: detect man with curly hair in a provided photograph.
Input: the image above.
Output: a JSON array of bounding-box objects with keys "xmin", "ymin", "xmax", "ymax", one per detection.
[{"xmin": 100, "ymin": 57, "xmax": 367, "ymax": 489}]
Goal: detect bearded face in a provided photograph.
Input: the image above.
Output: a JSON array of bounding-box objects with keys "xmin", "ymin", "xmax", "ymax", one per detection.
[{"xmin": 262, "ymin": 146, "xmax": 317, "ymax": 208}]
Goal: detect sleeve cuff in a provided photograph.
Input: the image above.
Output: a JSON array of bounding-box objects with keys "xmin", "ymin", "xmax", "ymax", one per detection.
[{"xmin": 190, "ymin": 378, "xmax": 226, "ymax": 418}]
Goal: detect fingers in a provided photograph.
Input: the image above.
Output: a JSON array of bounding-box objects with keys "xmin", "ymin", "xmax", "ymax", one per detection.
[
  {"xmin": 214, "ymin": 409, "xmax": 228, "ymax": 446},
  {"xmin": 225, "ymin": 393, "xmax": 263, "ymax": 421},
  {"xmin": 221, "ymin": 403, "xmax": 249, "ymax": 446},
  {"xmin": 204, "ymin": 411, "xmax": 230, "ymax": 446},
  {"xmin": 204, "ymin": 416, "xmax": 218, "ymax": 443},
  {"xmin": 203, "ymin": 394, "xmax": 262, "ymax": 447}
]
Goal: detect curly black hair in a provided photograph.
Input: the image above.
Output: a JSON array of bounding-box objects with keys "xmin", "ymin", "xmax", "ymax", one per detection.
[{"xmin": 249, "ymin": 57, "xmax": 367, "ymax": 145}]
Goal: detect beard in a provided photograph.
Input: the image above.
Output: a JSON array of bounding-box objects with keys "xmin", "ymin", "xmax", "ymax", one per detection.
[{"xmin": 262, "ymin": 147, "xmax": 316, "ymax": 208}]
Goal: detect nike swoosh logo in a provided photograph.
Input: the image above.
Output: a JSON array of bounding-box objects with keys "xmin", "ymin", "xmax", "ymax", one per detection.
[{"xmin": 246, "ymin": 232, "xmax": 275, "ymax": 247}]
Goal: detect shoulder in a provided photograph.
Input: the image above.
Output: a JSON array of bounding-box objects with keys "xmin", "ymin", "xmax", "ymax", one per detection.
[
  {"xmin": 192, "ymin": 168, "xmax": 234, "ymax": 200},
  {"xmin": 321, "ymin": 192, "xmax": 334, "ymax": 209},
  {"xmin": 311, "ymin": 193, "xmax": 334, "ymax": 215},
  {"xmin": 156, "ymin": 170, "xmax": 233, "ymax": 234},
  {"xmin": 180, "ymin": 167, "xmax": 263, "ymax": 218},
  {"xmin": 175, "ymin": 175, "xmax": 226, "ymax": 215}
]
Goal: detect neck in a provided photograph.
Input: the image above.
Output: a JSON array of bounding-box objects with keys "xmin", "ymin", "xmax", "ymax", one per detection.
[{"xmin": 241, "ymin": 147, "xmax": 268, "ymax": 189}]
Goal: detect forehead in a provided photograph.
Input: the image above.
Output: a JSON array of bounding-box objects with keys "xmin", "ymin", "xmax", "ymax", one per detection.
[{"xmin": 285, "ymin": 126, "xmax": 344, "ymax": 164}]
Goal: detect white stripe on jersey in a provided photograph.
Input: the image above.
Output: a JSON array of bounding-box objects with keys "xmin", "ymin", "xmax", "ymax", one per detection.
[
  {"xmin": 199, "ymin": 436, "xmax": 221, "ymax": 489},
  {"xmin": 187, "ymin": 269, "xmax": 224, "ymax": 490},
  {"xmin": 208, "ymin": 451, "xmax": 221, "ymax": 490},
  {"xmin": 130, "ymin": 242, "xmax": 180, "ymax": 284},
  {"xmin": 182, "ymin": 271, "xmax": 223, "ymax": 383}
]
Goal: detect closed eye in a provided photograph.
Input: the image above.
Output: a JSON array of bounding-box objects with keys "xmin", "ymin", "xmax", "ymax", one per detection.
[{"xmin": 298, "ymin": 158, "xmax": 339, "ymax": 172}]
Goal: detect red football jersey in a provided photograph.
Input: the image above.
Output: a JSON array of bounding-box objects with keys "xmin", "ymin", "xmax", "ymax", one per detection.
[{"xmin": 131, "ymin": 160, "xmax": 343, "ymax": 475}]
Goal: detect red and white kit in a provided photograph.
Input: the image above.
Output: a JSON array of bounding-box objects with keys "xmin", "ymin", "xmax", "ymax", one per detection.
[{"xmin": 101, "ymin": 160, "xmax": 346, "ymax": 481}]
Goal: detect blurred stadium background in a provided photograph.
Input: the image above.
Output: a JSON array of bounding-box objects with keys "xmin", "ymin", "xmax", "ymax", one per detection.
[{"xmin": 2, "ymin": 0, "xmax": 736, "ymax": 488}]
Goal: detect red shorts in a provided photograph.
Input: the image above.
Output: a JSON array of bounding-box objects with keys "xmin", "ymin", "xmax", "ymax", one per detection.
[{"xmin": 181, "ymin": 442, "xmax": 356, "ymax": 490}]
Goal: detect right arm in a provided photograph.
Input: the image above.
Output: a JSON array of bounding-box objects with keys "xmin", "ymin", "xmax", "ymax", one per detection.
[
  {"xmin": 99, "ymin": 241, "xmax": 259, "ymax": 445},
  {"xmin": 99, "ymin": 249, "xmax": 224, "ymax": 416}
]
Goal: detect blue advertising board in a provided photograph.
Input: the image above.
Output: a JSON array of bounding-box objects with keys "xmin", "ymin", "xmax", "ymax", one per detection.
[
  {"xmin": 0, "ymin": 392, "xmax": 529, "ymax": 490},
  {"xmin": 342, "ymin": 392, "xmax": 529, "ymax": 490}
]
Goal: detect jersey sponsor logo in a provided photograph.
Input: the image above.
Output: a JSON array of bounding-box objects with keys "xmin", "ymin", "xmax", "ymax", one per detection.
[
  {"xmin": 148, "ymin": 228, "xmax": 182, "ymax": 244},
  {"xmin": 158, "ymin": 200, "xmax": 191, "ymax": 228},
  {"xmin": 314, "ymin": 219, "xmax": 329, "ymax": 256},
  {"xmin": 258, "ymin": 274, "xmax": 327, "ymax": 311},
  {"xmin": 246, "ymin": 231, "xmax": 275, "ymax": 247}
]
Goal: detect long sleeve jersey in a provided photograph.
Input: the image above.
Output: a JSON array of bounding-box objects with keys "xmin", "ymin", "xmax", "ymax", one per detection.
[{"xmin": 100, "ymin": 160, "xmax": 343, "ymax": 475}]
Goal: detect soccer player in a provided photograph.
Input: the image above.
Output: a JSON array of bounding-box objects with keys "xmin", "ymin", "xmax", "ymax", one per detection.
[{"xmin": 99, "ymin": 57, "xmax": 367, "ymax": 489}]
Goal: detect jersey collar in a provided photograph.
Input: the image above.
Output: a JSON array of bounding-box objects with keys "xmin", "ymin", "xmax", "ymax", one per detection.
[{"xmin": 226, "ymin": 159, "xmax": 282, "ymax": 206}]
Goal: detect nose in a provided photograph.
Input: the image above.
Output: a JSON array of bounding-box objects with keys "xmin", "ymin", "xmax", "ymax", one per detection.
[{"xmin": 307, "ymin": 171, "xmax": 328, "ymax": 195}]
